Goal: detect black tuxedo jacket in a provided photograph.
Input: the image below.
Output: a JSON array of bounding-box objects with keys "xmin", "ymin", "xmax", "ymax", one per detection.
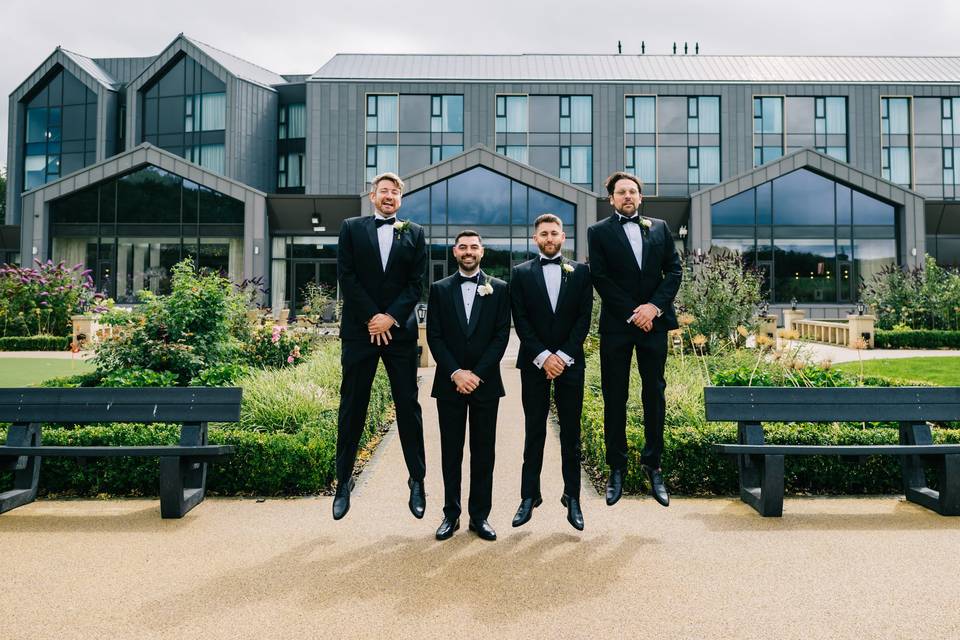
[
  {"xmin": 509, "ymin": 257, "xmax": 593, "ymax": 371},
  {"xmin": 587, "ymin": 214, "xmax": 682, "ymax": 335},
  {"xmin": 426, "ymin": 272, "xmax": 511, "ymax": 402},
  {"xmin": 337, "ymin": 215, "xmax": 427, "ymax": 342}
]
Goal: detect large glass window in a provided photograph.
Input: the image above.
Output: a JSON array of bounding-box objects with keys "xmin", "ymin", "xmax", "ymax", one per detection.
[
  {"xmin": 881, "ymin": 97, "xmax": 912, "ymax": 187},
  {"xmin": 141, "ymin": 54, "xmax": 226, "ymax": 174},
  {"xmin": 405, "ymin": 166, "xmax": 576, "ymax": 285},
  {"xmin": 279, "ymin": 103, "xmax": 306, "ymax": 139},
  {"xmin": 49, "ymin": 165, "xmax": 244, "ymax": 301},
  {"xmin": 366, "ymin": 94, "xmax": 464, "ymax": 180},
  {"xmin": 496, "ymin": 94, "xmax": 593, "ymax": 188},
  {"xmin": 785, "ymin": 96, "xmax": 848, "ymax": 162},
  {"xmin": 23, "ymin": 68, "xmax": 97, "ymax": 190},
  {"xmin": 652, "ymin": 96, "xmax": 721, "ymax": 196},
  {"xmin": 711, "ymin": 168, "xmax": 897, "ymax": 303}
]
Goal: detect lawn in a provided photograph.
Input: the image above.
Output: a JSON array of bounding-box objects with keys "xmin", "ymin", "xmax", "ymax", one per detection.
[
  {"xmin": 0, "ymin": 357, "xmax": 94, "ymax": 387},
  {"xmin": 834, "ymin": 357, "xmax": 960, "ymax": 386}
]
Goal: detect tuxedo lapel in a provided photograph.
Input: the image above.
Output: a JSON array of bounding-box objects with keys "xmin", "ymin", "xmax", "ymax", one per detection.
[
  {"xmin": 449, "ymin": 278, "xmax": 470, "ymax": 337},
  {"xmin": 640, "ymin": 224, "xmax": 651, "ymax": 274},
  {"xmin": 610, "ymin": 216, "xmax": 642, "ymax": 275},
  {"xmin": 555, "ymin": 259, "xmax": 571, "ymax": 312},
  {"xmin": 383, "ymin": 222, "xmax": 402, "ymax": 273},
  {"xmin": 364, "ymin": 217, "xmax": 384, "ymax": 274},
  {"xmin": 530, "ymin": 261, "xmax": 553, "ymax": 314}
]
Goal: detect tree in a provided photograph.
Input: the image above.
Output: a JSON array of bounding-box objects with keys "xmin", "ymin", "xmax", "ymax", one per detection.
[{"xmin": 0, "ymin": 165, "xmax": 6, "ymax": 225}]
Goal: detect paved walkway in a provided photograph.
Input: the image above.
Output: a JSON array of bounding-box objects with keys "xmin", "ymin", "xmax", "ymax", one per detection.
[
  {"xmin": 2, "ymin": 334, "xmax": 960, "ymax": 638},
  {"xmin": 783, "ymin": 340, "xmax": 960, "ymax": 364}
]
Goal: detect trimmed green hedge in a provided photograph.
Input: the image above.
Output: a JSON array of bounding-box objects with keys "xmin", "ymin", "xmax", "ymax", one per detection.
[
  {"xmin": 0, "ymin": 341, "xmax": 393, "ymax": 496},
  {"xmin": 0, "ymin": 335, "xmax": 71, "ymax": 351},
  {"xmin": 581, "ymin": 349, "xmax": 960, "ymax": 496},
  {"xmin": 875, "ymin": 329, "xmax": 960, "ymax": 350}
]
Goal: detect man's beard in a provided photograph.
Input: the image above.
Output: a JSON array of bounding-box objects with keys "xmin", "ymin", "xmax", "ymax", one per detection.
[
  {"xmin": 456, "ymin": 257, "xmax": 480, "ymax": 273},
  {"xmin": 538, "ymin": 243, "xmax": 561, "ymax": 257}
]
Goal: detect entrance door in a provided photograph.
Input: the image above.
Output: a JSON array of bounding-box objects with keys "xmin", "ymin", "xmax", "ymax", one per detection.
[{"xmin": 291, "ymin": 260, "xmax": 339, "ymax": 319}]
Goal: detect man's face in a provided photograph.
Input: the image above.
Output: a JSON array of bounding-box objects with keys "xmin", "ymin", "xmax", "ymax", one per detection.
[
  {"xmin": 609, "ymin": 178, "xmax": 642, "ymax": 216},
  {"xmin": 370, "ymin": 180, "xmax": 402, "ymax": 216},
  {"xmin": 452, "ymin": 235, "xmax": 484, "ymax": 273},
  {"xmin": 533, "ymin": 222, "xmax": 565, "ymax": 257}
]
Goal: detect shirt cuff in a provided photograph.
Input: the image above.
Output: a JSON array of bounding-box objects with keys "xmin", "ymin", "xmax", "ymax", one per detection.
[
  {"xmin": 450, "ymin": 369, "xmax": 462, "ymax": 381},
  {"xmin": 652, "ymin": 304, "xmax": 663, "ymax": 317},
  {"xmin": 533, "ymin": 350, "xmax": 551, "ymax": 369},
  {"xmin": 556, "ymin": 350, "xmax": 575, "ymax": 366}
]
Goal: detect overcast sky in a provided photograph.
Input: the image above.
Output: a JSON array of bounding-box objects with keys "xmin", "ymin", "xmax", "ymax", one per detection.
[{"xmin": 3, "ymin": 0, "xmax": 959, "ymax": 169}]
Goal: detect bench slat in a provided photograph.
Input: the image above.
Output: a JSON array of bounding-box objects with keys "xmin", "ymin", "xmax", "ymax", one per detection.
[
  {"xmin": 715, "ymin": 444, "xmax": 960, "ymax": 456},
  {"xmin": 0, "ymin": 388, "xmax": 242, "ymax": 423},
  {"xmin": 0, "ymin": 445, "xmax": 235, "ymax": 457}
]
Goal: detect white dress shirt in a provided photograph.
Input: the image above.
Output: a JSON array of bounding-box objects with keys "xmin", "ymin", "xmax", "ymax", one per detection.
[
  {"xmin": 375, "ymin": 214, "xmax": 395, "ymax": 270},
  {"xmin": 459, "ymin": 270, "xmax": 479, "ymax": 323},
  {"xmin": 618, "ymin": 213, "xmax": 644, "ymax": 268},
  {"xmin": 533, "ymin": 254, "xmax": 574, "ymax": 370}
]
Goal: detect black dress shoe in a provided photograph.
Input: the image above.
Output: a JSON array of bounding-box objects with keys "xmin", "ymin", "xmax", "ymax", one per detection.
[
  {"xmin": 642, "ymin": 464, "xmax": 670, "ymax": 507},
  {"xmin": 511, "ymin": 497, "xmax": 543, "ymax": 527},
  {"xmin": 435, "ymin": 517, "xmax": 459, "ymax": 540},
  {"xmin": 468, "ymin": 519, "xmax": 497, "ymax": 541},
  {"xmin": 332, "ymin": 477, "xmax": 355, "ymax": 520},
  {"xmin": 561, "ymin": 494, "xmax": 584, "ymax": 531},
  {"xmin": 605, "ymin": 467, "xmax": 624, "ymax": 506},
  {"xmin": 408, "ymin": 478, "xmax": 426, "ymax": 519}
]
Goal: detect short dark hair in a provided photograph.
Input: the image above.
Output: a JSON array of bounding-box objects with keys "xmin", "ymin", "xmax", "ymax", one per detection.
[
  {"xmin": 454, "ymin": 229, "xmax": 483, "ymax": 244},
  {"xmin": 533, "ymin": 213, "xmax": 563, "ymax": 229},
  {"xmin": 604, "ymin": 171, "xmax": 643, "ymax": 196}
]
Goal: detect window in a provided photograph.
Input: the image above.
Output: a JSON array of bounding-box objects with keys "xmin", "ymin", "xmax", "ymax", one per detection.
[
  {"xmin": 278, "ymin": 152, "xmax": 304, "ymax": 188},
  {"xmin": 430, "ymin": 95, "xmax": 463, "ymax": 133},
  {"xmin": 495, "ymin": 96, "xmax": 528, "ymax": 133},
  {"xmin": 881, "ymin": 97, "xmax": 912, "ymax": 187},
  {"xmin": 366, "ymin": 144, "xmax": 398, "ymax": 183},
  {"xmin": 625, "ymin": 96, "xmax": 656, "ymax": 134},
  {"xmin": 23, "ymin": 68, "xmax": 97, "ymax": 190},
  {"xmin": 688, "ymin": 96, "xmax": 719, "ymax": 134},
  {"xmin": 279, "ymin": 103, "xmax": 306, "ymax": 139},
  {"xmin": 753, "ymin": 96, "xmax": 784, "ymax": 168},
  {"xmin": 366, "ymin": 95, "xmax": 398, "ymax": 132},
  {"xmin": 625, "ymin": 146, "xmax": 656, "ymax": 187}
]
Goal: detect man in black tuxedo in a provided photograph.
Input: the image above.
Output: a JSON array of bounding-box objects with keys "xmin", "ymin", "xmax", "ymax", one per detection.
[
  {"xmin": 509, "ymin": 213, "xmax": 592, "ymax": 531},
  {"xmin": 426, "ymin": 230, "xmax": 511, "ymax": 541},
  {"xmin": 333, "ymin": 172, "xmax": 428, "ymax": 521},
  {"xmin": 588, "ymin": 171, "xmax": 682, "ymax": 508}
]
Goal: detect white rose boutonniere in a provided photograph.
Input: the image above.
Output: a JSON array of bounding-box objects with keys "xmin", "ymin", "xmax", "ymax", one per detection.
[
  {"xmin": 393, "ymin": 220, "xmax": 412, "ymax": 235},
  {"xmin": 562, "ymin": 263, "xmax": 574, "ymax": 274},
  {"xmin": 477, "ymin": 277, "xmax": 495, "ymax": 297},
  {"xmin": 639, "ymin": 217, "xmax": 653, "ymax": 230}
]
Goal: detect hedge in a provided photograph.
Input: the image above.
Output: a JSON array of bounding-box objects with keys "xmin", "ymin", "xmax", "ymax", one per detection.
[
  {"xmin": 580, "ymin": 349, "xmax": 960, "ymax": 496},
  {"xmin": 0, "ymin": 335, "xmax": 71, "ymax": 351},
  {"xmin": 874, "ymin": 329, "xmax": 960, "ymax": 350},
  {"xmin": 0, "ymin": 342, "xmax": 393, "ymax": 497}
]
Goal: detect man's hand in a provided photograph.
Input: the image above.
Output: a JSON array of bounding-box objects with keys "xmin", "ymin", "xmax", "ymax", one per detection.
[
  {"xmin": 629, "ymin": 303, "xmax": 659, "ymax": 332},
  {"xmin": 452, "ymin": 370, "xmax": 482, "ymax": 394},
  {"xmin": 368, "ymin": 313, "xmax": 396, "ymax": 345},
  {"xmin": 543, "ymin": 354, "xmax": 566, "ymax": 380},
  {"xmin": 368, "ymin": 313, "xmax": 396, "ymax": 334}
]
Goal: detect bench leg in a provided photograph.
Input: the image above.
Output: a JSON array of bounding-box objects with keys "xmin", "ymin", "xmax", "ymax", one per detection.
[
  {"xmin": 900, "ymin": 422, "xmax": 960, "ymax": 516},
  {"xmin": 737, "ymin": 422, "xmax": 785, "ymax": 517},
  {"xmin": 159, "ymin": 422, "xmax": 208, "ymax": 519},
  {"xmin": 0, "ymin": 423, "xmax": 42, "ymax": 514}
]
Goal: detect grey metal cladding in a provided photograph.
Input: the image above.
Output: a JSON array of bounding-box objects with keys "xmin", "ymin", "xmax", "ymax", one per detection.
[
  {"xmin": 311, "ymin": 53, "xmax": 960, "ymax": 84},
  {"xmin": 228, "ymin": 78, "xmax": 278, "ymax": 192},
  {"xmin": 92, "ymin": 57, "xmax": 158, "ymax": 84}
]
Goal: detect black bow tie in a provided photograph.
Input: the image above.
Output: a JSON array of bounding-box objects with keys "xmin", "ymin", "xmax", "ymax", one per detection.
[
  {"xmin": 457, "ymin": 273, "xmax": 480, "ymax": 285},
  {"xmin": 619, "ymin": 215, "xmax": 641, "ymax": 225},
  {"xmin": 374, "ymin": 217, "xmax": 397, "ymax": 228},
  {"xmin": 539, "ymin": 256, "xmax": 562, "ymax": 266}
]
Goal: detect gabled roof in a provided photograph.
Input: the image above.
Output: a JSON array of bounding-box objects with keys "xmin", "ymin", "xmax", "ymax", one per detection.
[
  {"xmin": 184, "ymin": 35, "xmax": 287, "ymax": 88},
  {"xmin": 312, "ymin": 53, "xmax": 960, "ymax": 84},
  {"xmin": 58, "ymin": 48, "xmax": 119, "ymax": 90}
]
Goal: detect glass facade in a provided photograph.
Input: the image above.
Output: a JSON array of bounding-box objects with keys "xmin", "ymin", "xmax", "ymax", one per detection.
[
  {"xmin": 646, "ymin": 96, "xmax": 721, "ymax": 196},
  {"xmin": 711, "ymin": 168, "xmax": 897, "ymax": 303},
  {"xmin": 913, "ymin": 97, "xmax": 960, "ymax": 199},
  {"xmin": 785, "ymin": 96, "xmax": 848, "ymax": 162},
  {"xmin": 49, "ymin": 165, "xmax": 244, "ymax": 302},
  {"xmin": 881, "ymin": 97, "xmax": 912, "ymax": 187},
  {"xmin": 23, "ymin": 67, "xmax": 97, "ymax": 190},
  {"xmin": 496, "ymin": 94, "xmax": 593, "ymax": 189},
  {"xmin": 365, "ymin": 93, "xmax": 464, "ymax": 183},
  {"xmin": 278, "ymin": 102, "xmax": 306, "ymax": 191},
  {"xmin": 141, "ymin": 54, "xmax": 226, "ymax": 174}
]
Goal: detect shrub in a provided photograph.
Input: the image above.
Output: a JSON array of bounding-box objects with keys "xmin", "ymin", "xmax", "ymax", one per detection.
[
  {"xmin": 0, "ymin": 260, "xmax": 104, "ymax": 337},
  {"xmin": 243, "ymin": 324, "xmax": 312, "ymax": 369},
  {"xmin": 860, "ymin": 256, "xmax": 960, "ymax": 330},
  {"xmin": 100, "ymin": 367, "xmax": 179, "ymax": 388},
  {"xmin": 874, "ymin": 329, "xmax": 960, "ymax": 349},
  {"xmin": 676, "ymin": 253, "xmax": 763, "ymax": 344},
  {"xmin": 93, "ymin": 259, "xmax": 249, "ymax": 384},
  {"xmin": 0, "ymin": 335, "xmax": 71, "ymax": 351}
]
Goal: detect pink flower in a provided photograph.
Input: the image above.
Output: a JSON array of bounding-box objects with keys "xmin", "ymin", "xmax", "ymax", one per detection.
[{"xmin": 287, "ymin": 355, "xmax": 294, "ymax": 363}]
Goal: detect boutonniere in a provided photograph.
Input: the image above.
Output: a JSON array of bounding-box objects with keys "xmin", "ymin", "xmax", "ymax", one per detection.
[
  {"xmin": 639, "ymin": 217, "xmax": 653, "ymax": 230},
  {"xmin": 476, "ymin": 277, "xmax": 494, "ymax": 297},
  {"xmin": 393, "ymin": 220, "xmax": 412, "ymax": 235},
  {"xmin": 561, "ymin": 262, "xmax": 574, "ymax": 274}
]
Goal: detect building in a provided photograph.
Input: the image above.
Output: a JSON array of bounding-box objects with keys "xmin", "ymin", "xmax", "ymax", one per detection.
[{"xmin": 6, "ymin": 35, "xmax": 960, "ymax": 317}]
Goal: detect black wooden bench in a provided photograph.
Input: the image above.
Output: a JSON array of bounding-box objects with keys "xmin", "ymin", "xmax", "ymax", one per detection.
[
  {"xmin": 0, "ymin": 387, "xmax": 240, "ymax": 518},
  {"xmin": 704, "ymin": 387, "xmax": 960, "ymax": 517}
]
